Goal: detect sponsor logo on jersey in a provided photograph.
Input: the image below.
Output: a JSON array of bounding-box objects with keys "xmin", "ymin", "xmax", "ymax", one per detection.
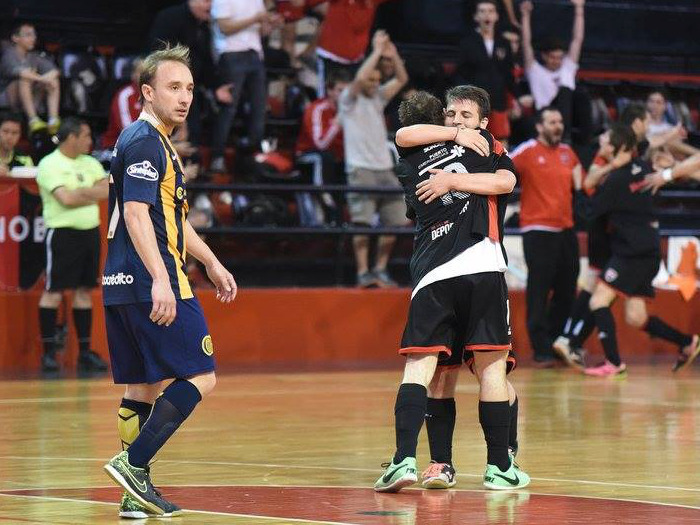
[
  {"xmin": 423, "ymin": 142, "xmax": 445, "ymax": 153},
  {"xmin": 176, "ymin": 186, "xmax": 185, "ymax": 200},
  {"xmin": 451, "ymin": 145, "xmax": 465, "ymax": 157},
  {"xmin": 604, "ymin": 268, "xmax": 618, "ymax": 283},
  {"xmin": 126, "ymin": 160, "xmax": 159, "ymax": 181},
  {"xmin": 201, "ymin": 335, "xmax": 214, "ymax": 356},
  {"xmin": 431, "ymin": 221, "xmax": 454, "ymax": 241},
  {"xmin": 102, "ymin": 272, "xmax": 135, "ymax": 286}
]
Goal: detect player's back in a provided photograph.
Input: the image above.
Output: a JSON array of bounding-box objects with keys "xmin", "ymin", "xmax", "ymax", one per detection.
[
  {"xmin": 395, "ymin": 129, "xmax": 511, "ymax": 286},
  {"xmin": 104, "ymin": 117, "xmax": 193, "ymax": 305}
]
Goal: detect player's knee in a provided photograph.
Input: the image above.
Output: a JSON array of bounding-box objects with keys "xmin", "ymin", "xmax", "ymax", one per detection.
[
  {"xmin": 39, "ymin": 291, "xmax": 62, "ymax": 308},
  {"xmin": 428, "ymin": 367, "xmax": 458, "ymax": 398},
  {"xmin": 188, "ymin": 372, "xmax": 216, "ymax": 397},
  {"xmin": 402, "ymin": 353, "xmax": 438, "ymax": 386},
  {"xmin": 624, "ymin": 305, "xmax": 646, "ymax": 328},
  {"xmin": 74, "ymin": 288, "xmax": 92, "ymax": 306},
  {"xmin": 589, "ymin": 293, "xmax": 607, "ymax": 311}
]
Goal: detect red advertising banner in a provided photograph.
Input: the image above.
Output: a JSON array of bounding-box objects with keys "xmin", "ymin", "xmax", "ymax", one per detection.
[{"xmin": 0, "ymin": 183, "xmax": 20, "ymax": 289}]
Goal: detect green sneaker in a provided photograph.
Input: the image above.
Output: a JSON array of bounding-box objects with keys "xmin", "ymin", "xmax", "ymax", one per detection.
[
  {"xmin": 118, "ymin": 491, "xmax": 182, "ymax": 519},
  {"xmin": 483, "ymin": 460, "xmax": 530, "ymax": 490},
  {"xmin": 104, "ymin": 451, "xmax": 167, "ymax": 515},
  {"xmin": 374, "ymin": 457, "xmax": 418, "ymax": 493}
]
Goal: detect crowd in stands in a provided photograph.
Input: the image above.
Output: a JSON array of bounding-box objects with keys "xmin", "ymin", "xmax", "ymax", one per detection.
[{"xmin": 1, "ymin": 0, "xmax": 699, "ymax": 289}]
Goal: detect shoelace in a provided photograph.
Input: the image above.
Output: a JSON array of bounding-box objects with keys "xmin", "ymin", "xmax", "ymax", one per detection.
[{"xmin": 421, "ymin": 462, "xmax": 446, "ymax": 478}]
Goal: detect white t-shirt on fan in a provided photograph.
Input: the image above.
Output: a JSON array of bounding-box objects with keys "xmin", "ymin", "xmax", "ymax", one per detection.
[
  {"xmin": 211, "ymin": 0, "xmax": 264, "ymax": 59},
  {"xmin": 526, "ymin": 55, "xmax": 578, "ymax": 109}
]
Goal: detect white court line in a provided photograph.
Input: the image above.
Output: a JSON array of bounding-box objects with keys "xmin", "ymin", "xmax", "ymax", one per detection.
[
  {"xmin": 1, "ymin": 386, "xmax": 700, "ymax": 408},
  {"xmin": 2, "ymin": 483, "xmax": 699, "ymax": 513},
  {"xmin": 2, "ymin": 455, "xmax": 700, "ymax": 495},
  {"xmin": 0, "ymin": 492, "xmax": 356, "ymax": 525}
]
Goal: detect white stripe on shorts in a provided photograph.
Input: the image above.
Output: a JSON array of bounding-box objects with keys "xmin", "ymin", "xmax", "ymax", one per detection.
[{"xmin": 45, "ymin": 228, "xmax": 55, "ymax": 291}]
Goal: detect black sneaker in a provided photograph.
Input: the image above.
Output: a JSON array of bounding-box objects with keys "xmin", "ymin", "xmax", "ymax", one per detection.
[
  {"xmin": 77, "ymin": 350, "xmax": 108, "ymax": 371},
  {"xmin": 104, "ymin": 451, "xmax": 168, "ymax": 516},
  {"xmin": 41, "ymin": 353, "xmax": 59, "ymax": 372}
]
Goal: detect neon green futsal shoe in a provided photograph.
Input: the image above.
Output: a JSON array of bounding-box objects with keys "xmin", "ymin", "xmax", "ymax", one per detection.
[
  {"xmin": 483, "ymin": 460, "xmax": 530, "ymax": 490},
  {"xmin": 374, "ymin": 457, "xmax": 418, "ymax": 492}
]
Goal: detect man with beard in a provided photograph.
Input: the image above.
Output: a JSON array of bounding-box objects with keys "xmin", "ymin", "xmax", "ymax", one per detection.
[{"xmin": 510, "ymin": 107, "xmax": 583, "ymax": 366}]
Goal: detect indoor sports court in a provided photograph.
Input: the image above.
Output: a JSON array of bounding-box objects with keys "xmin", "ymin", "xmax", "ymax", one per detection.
[{"xmin": 1, "ymin": 0, "xmax": 700, "ymax": 523}]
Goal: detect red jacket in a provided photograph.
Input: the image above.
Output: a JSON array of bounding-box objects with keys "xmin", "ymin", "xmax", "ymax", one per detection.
[
  {"xmin": 296, "ymin": 97, "xmax": 344, "ymax": 160},
  {"xmin": 103, "ymin": 84, "xmax": 141, "ymax": 148}
]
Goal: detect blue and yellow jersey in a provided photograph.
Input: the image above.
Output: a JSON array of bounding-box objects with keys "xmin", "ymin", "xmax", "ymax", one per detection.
[{"xmin": 103, "ymin": 112, "xmax": 192, "ymax": 305}]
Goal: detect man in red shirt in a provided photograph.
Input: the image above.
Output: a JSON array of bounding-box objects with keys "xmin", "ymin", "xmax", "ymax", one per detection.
[
  {"xmin": 511, "ymin": 106, "xmax": 583, "ymax": 366},
  {"xmin": 315, "ymin": 0, "xmax": 394, "ymax": 96},
  {"xmin": 295, "ymin": 71, "xmax": 349, "ymax": 225},
  {"xmin": 102, "ymin": 59, "xmax": 143, "ymax": 149}
]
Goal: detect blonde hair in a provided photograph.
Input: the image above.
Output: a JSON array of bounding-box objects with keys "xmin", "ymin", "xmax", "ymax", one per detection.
[{"xmin": 139, "ymin": 44, "xmax": 191, "ymax": 103}]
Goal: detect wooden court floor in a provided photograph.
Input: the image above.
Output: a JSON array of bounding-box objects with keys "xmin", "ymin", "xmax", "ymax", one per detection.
[{"xmin": 1, "ymin": 366, "xmax": 700, "ymax": 524}]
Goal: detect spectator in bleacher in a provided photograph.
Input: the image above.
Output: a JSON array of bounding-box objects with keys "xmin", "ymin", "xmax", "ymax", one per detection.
[
  {"xmin": 0, "ymin": 112, "xmax": 33, "ymax": 177},
  {"xmin": 510, "ymin": 107, "xmax": 583, "ymax": 366},
  {"xmin": 455, "ymin": 0, "xmax": 515, "ymax": 146},
  {"xmin": 520, "ymin": 0, "xmax": 589, "ymax": 143},
  {"xmin": 149, "ymin": 0, "xmax": 233, "ymax": 149},
  {"xmin": 101, "ymin": 59, "xmax": 143, "ymax": 149},
  {"xmin": 0, "ymin": 22, "xmax": 60, "ymax": 135},
  {"xmin": 36, "ymin": 118, "xmax": 108, "ymax": 373},
  {"xmin": 645, "ymin": 90, "xmax": 700, "ymax": 159},
  {"xmin": 209, "ymin": 0, "xmax": 283, "ymax": 172},
  {"xmin": 338, "ymin": 30, "xmax": 408, "ymax": 288},
  {"xmin": 296, "ymin": 70, "xmax": 350, "ymax": 225},
  {"xmin": 315, "ymin": 0, "xmax": 395, "ymax": 97},
  {"xmin": 646, "ymin": 90, "xmax": 673, "ymax": 137}
]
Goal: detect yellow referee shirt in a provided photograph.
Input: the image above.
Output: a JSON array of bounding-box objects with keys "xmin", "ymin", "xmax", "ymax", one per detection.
[{"xmin": 37, "ymin": 148, "xmax": 106, "ymax": 230}]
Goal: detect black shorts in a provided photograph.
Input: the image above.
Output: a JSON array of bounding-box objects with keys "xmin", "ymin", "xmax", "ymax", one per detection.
[
  {"xmin": 400, "ymin": 272, "xmax": 511, "ymax": 357},
  {"xmin": 45, "ymin": 227, "xmax": 100, "ymax": 291},
  {"xmin": 601, "ymin": 254, "xmax": 659, "ymax": 298},
  {"xmin": 587, "ymin": 218, "xmax": 611, "ymax": 272}
]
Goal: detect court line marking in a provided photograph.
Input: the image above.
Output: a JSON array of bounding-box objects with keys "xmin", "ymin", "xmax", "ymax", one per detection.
[
  {"xmin": 0, "ymin": 493, "xmax": 356, "ymax": 525},
  {"xmin": 2, "ymin": 455, "xmax": 700, "ymax": 496},
  {"xmin": 2, "ymin": 483, "xmax": 699, "ymax": 513},
  {"xmin": 2, "ymin": 386, "xmax": 700, "ymax": 408}
]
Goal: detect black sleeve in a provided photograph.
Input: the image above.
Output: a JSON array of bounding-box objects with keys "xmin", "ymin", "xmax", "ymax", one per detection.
[
  {"xmin": 455, "ymin": 35, "xmax": 476, "ymax": 82},
  {"xmin": 495, "ymin": 153, "xmax": 515, "ymax": 173},
  {"xmin": 591, "ymin": 169, "xmax": 624, "ymax": 219},
  {"xmin": 502, "ymin": 39, "xmax": 515, "ymax": 96}
]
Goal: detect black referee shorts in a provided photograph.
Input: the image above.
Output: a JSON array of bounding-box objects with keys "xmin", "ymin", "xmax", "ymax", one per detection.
[{"xmin": 44, "ymin": 227, "xmax": 100, "ymax": 291}]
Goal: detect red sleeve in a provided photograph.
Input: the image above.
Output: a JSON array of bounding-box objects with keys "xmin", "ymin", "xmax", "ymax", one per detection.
[
  {"xmin": 592, "ymin": 154, "xmax": 608, "ymax": 167},
  {"xmin": 493, "ymin": 139, "xmax": 506, "ymax": 156},
  {"xmin": 102, "ymin": 94, "xmax": 121, "ymax": 148}
]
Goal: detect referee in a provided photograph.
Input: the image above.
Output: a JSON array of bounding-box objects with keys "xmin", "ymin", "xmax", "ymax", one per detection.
[{"xmin": 36, "ymin": 118, "xmax": 109, "ymax": 373}]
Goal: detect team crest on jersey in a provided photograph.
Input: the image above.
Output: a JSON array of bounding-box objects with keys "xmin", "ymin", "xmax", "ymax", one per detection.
[
  {"xmin": 201, "ymin": 335, "xmax": 214, "ymax": 356},
  {"xmin": 451, "ymin": 145, "xmax": 466, "ymax": 157},
  {"xmin": 604, "ymin": 268, "xmax": 618, "ymax": 283},
  {"xmin": 127, "ymin": 160, "xmax": 159, "ymax": 181},
  {"xmin": 560, "ymin": 152, "xmax": 570, "ymax": 163}
]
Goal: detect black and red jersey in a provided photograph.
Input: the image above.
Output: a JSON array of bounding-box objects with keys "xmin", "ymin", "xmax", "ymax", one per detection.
[
  {"xmin": 395, "ymin": 129, "xmax": 515, "ymax": 293},
  {"xmin": 591, "ymin": 159, "xmax": 659, "ymax": 258}
]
